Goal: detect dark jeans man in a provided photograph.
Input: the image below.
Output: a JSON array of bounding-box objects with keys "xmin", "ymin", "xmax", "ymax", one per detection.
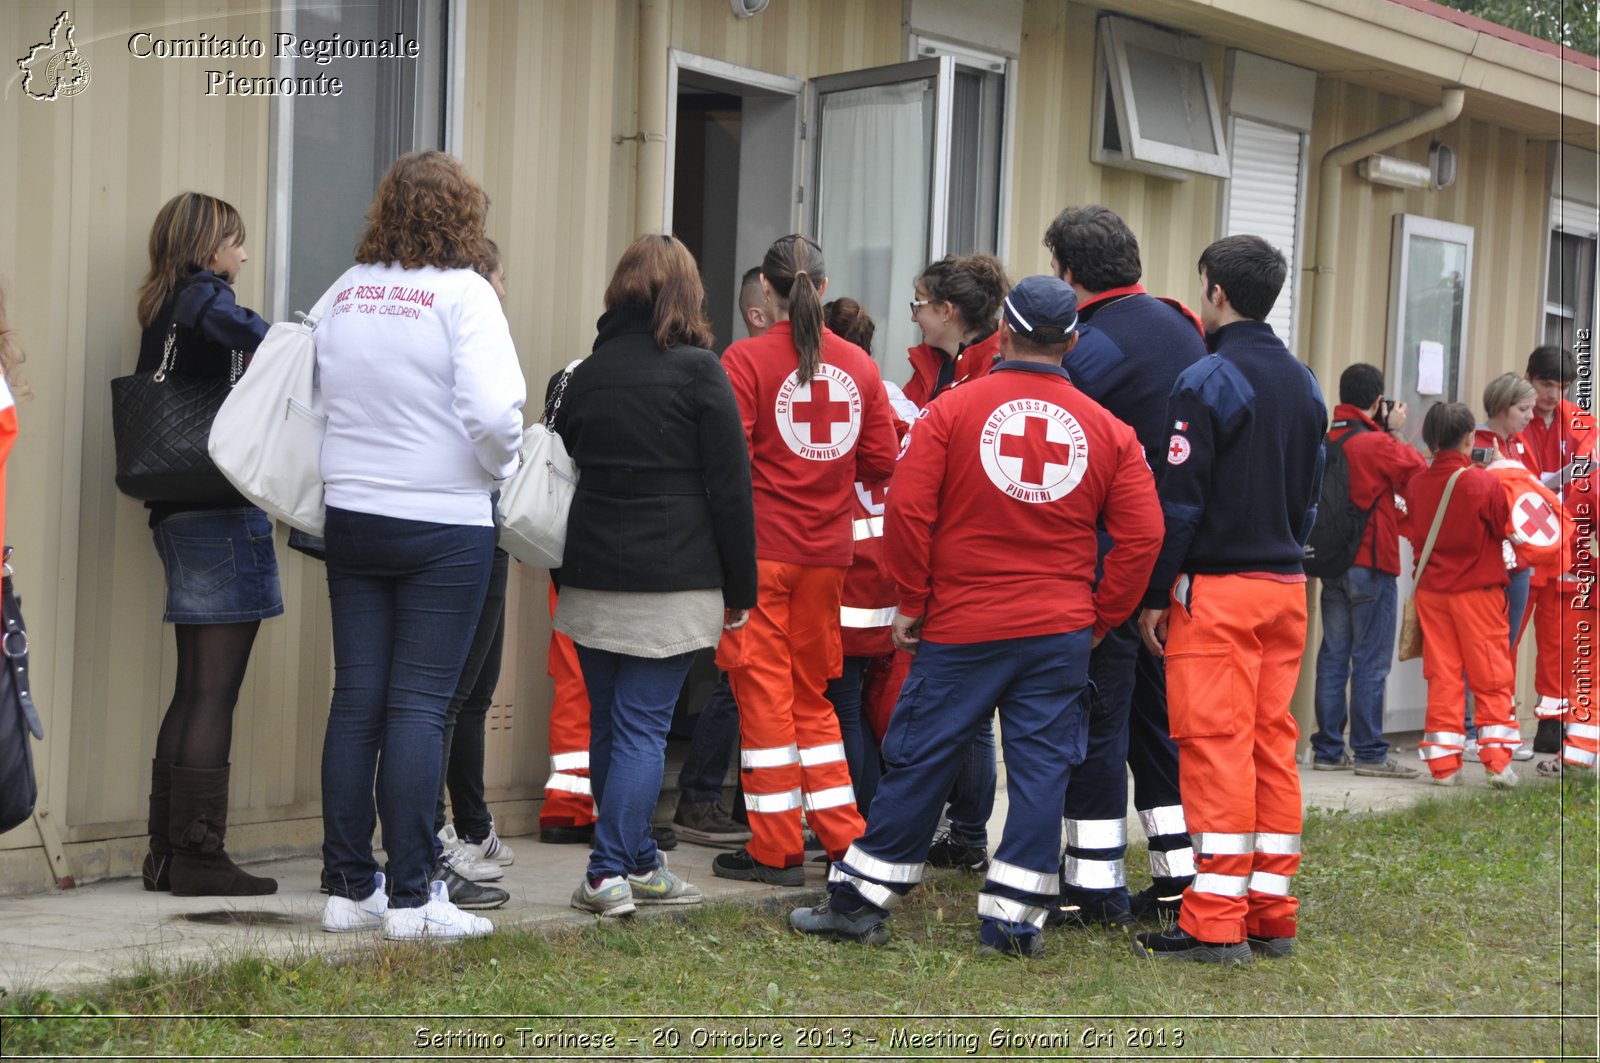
[{"xmin": 1311, "ymin": 565, "xmax": 1398, "ymax": 766}]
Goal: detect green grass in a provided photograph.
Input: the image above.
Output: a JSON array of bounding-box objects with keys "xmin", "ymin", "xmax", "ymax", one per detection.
[{"xmin": 2, "ymin": 779, "xmax": 1595, "ymax": 1060}]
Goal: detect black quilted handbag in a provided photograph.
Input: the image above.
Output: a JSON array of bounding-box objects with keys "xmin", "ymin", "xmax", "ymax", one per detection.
[
  {"xmin": 1, "ymin": 547, "xmax": 44, "ymax": 835},
  {"xmin": 110, "ymin": 323, "xmax": 243, "ymax": 503}
]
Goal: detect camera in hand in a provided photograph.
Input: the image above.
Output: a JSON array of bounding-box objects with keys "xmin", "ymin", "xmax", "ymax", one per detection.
[{"xmin": 1469, "ymin": 446, "xmax": 1495, "ymax": 464}]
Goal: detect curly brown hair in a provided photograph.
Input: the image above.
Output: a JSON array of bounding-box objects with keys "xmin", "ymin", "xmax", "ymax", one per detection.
[{"xmin": 354, "ymin": 152, "xmax": 494, "ymax": 272}]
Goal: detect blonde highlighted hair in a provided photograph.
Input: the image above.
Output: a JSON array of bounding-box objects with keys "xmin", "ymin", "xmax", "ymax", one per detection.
[
  {"xmin": 136, "ymin": 192, "xmax": 246, "ymax": 328},
  {"xmin": 0, "ymin": 286, "xmax": 27, "ymax": 400}
]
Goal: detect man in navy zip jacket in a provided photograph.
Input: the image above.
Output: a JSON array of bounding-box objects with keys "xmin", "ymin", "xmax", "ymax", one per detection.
[
  {"xmin": 1135, "ymin": 235, "xmax": 1326, "ymax": 966},
  {"xmin": 1048, "ymin": 205, "xmax": 1205, "ymax": 927}
]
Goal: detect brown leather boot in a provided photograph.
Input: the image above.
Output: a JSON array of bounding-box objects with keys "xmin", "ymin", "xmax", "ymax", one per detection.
[
  {"xmin": 142, "ymin": 759, "xmax": 173, "ymax": 891},
  {"xmin": 168, "ymin": 764, "xmax": 277, "ymax": 897}
]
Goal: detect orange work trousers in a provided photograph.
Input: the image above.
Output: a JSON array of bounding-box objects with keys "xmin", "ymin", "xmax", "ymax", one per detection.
[
  {"xmin": 1527, "ymin": 575, "xmax": 1600, "ymax": 768},
  {"xmin": 1416, "ymin": 586, "xmax": 1515, "ymax": 776},
  {"xmin": 718, "ymin": 560, "xmax": 863, "ymax": 867},
  {"xmin": 541, "ymin": 583, "xmax": 596, "ymax": 830},
  {"xmin": 1164, "ymin": 574, "xmax": 1305, "ymax": 945}
]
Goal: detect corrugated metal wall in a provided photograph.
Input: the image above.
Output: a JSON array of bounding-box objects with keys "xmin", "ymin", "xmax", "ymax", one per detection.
[
  {"xmin": 1304, "ymin": 80, "xmax": 1548, "ymax": 396},
  {"xmin": 0, "ymin": 2, "xmax": 300, "ymax": 886},
  {"xmin": 0, "ymin": 0, "xmax": 1572, "ymax": 890},
  {"xmin": 1008, "ymin": 2, "xmax": 1226, "ymax": 298}
]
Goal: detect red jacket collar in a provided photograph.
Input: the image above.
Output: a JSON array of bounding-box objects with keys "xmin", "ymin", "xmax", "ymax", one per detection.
[{"xmin": 1077, "ymin": 283, "xmax": 1147, "ymax": 311}]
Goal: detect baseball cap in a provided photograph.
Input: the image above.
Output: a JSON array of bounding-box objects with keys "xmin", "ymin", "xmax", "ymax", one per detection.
[{"xmin": 1002, "ymin": 275, "xmax": 1079, "ymax": 343}]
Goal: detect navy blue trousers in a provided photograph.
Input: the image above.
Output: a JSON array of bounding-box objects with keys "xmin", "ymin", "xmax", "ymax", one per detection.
[
  {"xmin": 1059, "ymin": 616, "xmax": 1192, "ymax": 916},
  {"xmin": 828, "ymin": 631, "xmax": 1091, "ymax": 944}
]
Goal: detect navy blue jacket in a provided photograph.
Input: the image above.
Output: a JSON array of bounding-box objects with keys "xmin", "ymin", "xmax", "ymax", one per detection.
[
  {"xmin": 136, "ymin": 270, "xmax": 268, "ymax": 376},
  {"xmin": 1143, "ymin": 320, "xmax": 1327, "ymax": 608},
  {"xmin": 1065, "ymin": 292, "xmax": 1207, "ymax": 471}
]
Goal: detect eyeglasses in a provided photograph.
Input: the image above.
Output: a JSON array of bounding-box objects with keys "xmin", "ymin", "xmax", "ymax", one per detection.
[{"xmin": 909, "ymin": 298, "xmax": 931, "ymax": 314}]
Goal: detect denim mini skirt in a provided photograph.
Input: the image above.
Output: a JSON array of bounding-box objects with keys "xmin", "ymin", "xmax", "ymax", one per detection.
[{"xmin": 152, "ymin": 507, "xmax": 284, "ymax": 624}]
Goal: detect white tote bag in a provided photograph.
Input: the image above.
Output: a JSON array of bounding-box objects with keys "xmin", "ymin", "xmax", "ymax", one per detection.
[
  {"xmin": 208, "ymin": 294, "xmax": 331, "ymax": 536},
  {"xmin": 499, "ymin": 359, "xmax": 581, "ymax": 569}
]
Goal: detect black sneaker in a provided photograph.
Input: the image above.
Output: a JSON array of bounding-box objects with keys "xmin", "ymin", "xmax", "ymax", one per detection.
[
  {"xmin": 1132, "ymin": 925, "xmax": 1251, "ymax": 965},
  {"xmin": 431, "ymin": 861, "xmax": 509, "ymax": 911},
  {"xmin": 1247, "ymin": 934, "xmax": 1295, "ymax": 958},
  {"xmin": 789, "ymin": 900, "xmax": 889, "ymax": 945},
  {"xmin": 1127, "ymin": 885, "xmax": 1185, "ymax": 921},
  {"xmin": 926, "ymin": 831, "xmax": 990, "ymax": 872},
  {"xmin": 672, "ymin": 801, "xmax": 752, "ymax": 848},
  {"xmin": 1045, "ymin": 902, "xmax": 1130, "ymax": 930},
  {"xmin": 712, "ymin": 847, "xmax": 805, "ymax": 886},
  {"xmin": 539, "ymin": 824, "xmax": 594, "ymax": 845},
  {"xmin": 1534, "ymin": 718, "xmax": 1565, "ymax": 754},
  {"xmin": 651, "ymin": 825, "xmax": 679, "ymax": 852}
]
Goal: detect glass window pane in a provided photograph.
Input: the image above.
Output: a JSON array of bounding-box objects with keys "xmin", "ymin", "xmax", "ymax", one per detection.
[
  {"xmin": 815, "ymin": 80, "xmax": 933, "ymax": 386},
  {"xmin": 1399, "ymin": 233, "xmax": 1468, "ymax": 412},
  {"xmin": 945, "ymin": 68, "xmax": 1002, "ymax": 257},
  {"xmin": 285, "ymin": 0, "xmax": 443, "ymax": 313},
  {"xmin": 1124, "ymin": 43, "xmax": 1216, "ymax": 153}
]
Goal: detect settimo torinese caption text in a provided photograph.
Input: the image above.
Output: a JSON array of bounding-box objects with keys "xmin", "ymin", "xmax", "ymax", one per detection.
[{"xmin": 127, "ymin": 31, "xmax": 419, "ymax": 97}]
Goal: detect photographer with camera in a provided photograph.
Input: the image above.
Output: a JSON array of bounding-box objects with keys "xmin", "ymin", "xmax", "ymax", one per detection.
[{"xmin": 1310, "ymin": 365, "xmax": 1426, "ymax": 776}]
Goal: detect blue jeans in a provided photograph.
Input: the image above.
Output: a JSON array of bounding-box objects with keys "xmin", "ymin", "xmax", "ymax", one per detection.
[
  {"xmin": 435, "ymin": 547, "xmax": 509, "ymax": 847},
  {"xmin": 1312, "ymin": 566, "xmax": 1398, "ymax": 764},
  {"xmin": 578, "ymin": 645, "xmax": 697, "ymax": 881},
  {"xmin": 944, "ymin": 716, "xmax": 996, "ymax": 847},
  {"xmin": 320, "ymin": 508, "xmax": 494, "ymax": 908},
  {"xmin": 825, "ymin": 656, "xmax": 884, "ymax": 817},
  {"xmin": 677, "ymin": 672, "xmax": 740, "ymax": 806},
  {"xmin": 1463, "ymin": 566, "xmax": 1530, "ymax": 739}
]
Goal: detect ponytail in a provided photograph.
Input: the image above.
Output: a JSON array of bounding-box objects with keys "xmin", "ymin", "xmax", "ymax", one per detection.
[{"xmin": 762, "ymin": 234, "xmax": 828, "ymax": 384}]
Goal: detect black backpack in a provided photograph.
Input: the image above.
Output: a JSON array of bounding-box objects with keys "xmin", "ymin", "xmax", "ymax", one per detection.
[{"xmin": 1303, "ymin": 421, "xmax": 1378, "ymax": 579}]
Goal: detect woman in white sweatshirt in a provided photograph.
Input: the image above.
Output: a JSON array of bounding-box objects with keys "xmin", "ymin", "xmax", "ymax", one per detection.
[{"xmin": 314, "ymin": 152, "xmax": 526, "ymax": 942}]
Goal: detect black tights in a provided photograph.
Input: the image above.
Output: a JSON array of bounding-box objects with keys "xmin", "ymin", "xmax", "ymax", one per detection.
[{"xmin": 154, "ymin": 621, "xmax": 260, "ymax": 769}]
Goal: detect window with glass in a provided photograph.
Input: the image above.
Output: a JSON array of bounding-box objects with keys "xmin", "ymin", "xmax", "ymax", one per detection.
[
  {"xmin": 269, "ymin": 0, "xmax": 448, "ymax": 318},
  {"xmin": 1093, "ymin": 16, "xmax": 1230, "ymax": 180}
]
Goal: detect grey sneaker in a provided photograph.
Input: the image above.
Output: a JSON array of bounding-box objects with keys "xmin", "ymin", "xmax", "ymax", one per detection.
[
  {"xmin": 672, "ymin": 801, "xmax": 752, "ymax": 848},
  {"xmin": 571, "ymin": 874, "xmax": 636, "ymax": 917},
  {"xmin": 628, "ymin": 859, "xmax": 703, "ymax": 906},
  {"xmin": 789, "ymin": 900, "xmax": 890, "ymax": 945},
  {"xmin": 1353, "ymin": 757, "xmax": 1420, "ymax": 779},
  {"xmin": 1312, "ymin": 753, "xmax": 1353, "ymax": 771}
]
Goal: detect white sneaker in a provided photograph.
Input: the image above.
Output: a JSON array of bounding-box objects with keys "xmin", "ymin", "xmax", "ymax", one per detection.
[
  {"xmin": 468, "ymin": 822, "xmax": 516, "ymax": 867},
  {"xmin": 322, "ymin": 872, "xmax": 389, "ymax": 933},
  {"xmin": 383, "ymin": 879, "xmax": 494, "ymax": 941},
  {"xmin": 1487, "ymin": 765, "xmax": 1520, "ymax": 789},
  {"xmin": 1511, "ymin": 743, "xmax": 1535, "ymax": 762},
  {"xmin": 439, "ymin": 824, "xmax": 503, "ymax": 882},
  {"xmin": 1431, "ymin": 771, "xmax": 1461, "ymax": 787}
]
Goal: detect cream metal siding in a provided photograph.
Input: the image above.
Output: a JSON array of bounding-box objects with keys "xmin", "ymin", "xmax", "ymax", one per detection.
[
  {"xmin": 1009, "ymin": 1, "xmax": 1224, "ymax": 298},
  {"xmin": 0, "ymin": 2, "xmax": 299, "ymax": 882},
  {"xmin": 1303, "ymin": 79, "xmax": 1548, "ymax": 405}
]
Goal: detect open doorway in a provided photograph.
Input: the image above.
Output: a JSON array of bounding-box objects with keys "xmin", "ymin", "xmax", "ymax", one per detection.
[{"xmin": 667, "ymin": 53, "xmax": 802, "ymax": 354}]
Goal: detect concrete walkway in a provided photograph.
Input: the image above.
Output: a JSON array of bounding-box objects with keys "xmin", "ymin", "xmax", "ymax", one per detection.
[{"xmin": 0, "ymin": 736, "xmax": 1547, "ymax": 995}]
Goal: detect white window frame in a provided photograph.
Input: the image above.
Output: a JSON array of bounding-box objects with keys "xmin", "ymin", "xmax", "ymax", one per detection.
[
  {"xmin": 1545, "ymin": 196, "xmax": 1600, "ymax": 342},
  {"xmin": 906, "ymin": 33, "xmax": 1016, "ymax": 262},
  {"xmin": 1386, "ymin": 214, "xmax": 1475, "ymax": 409},
  {"xmin": 1092, "ymin": 15, "xmax": 1230, "ymax": 181}
]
